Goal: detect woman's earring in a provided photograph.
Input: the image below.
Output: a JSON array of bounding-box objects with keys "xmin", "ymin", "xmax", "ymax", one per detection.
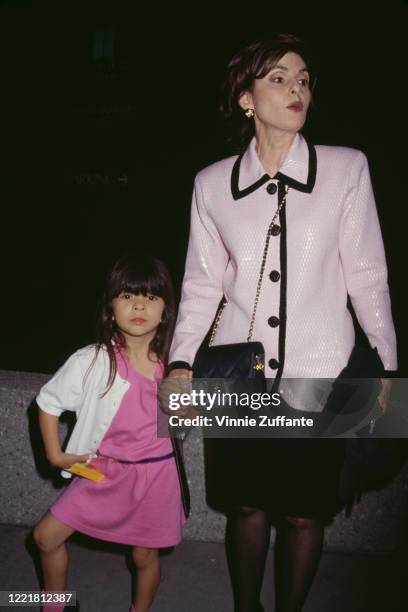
[{"xmin": 245, "ymin": 108, "xmax": 255, "ymax": 118}]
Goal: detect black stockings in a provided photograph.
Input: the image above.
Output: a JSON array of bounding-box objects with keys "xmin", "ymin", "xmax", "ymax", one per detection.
[
  {"xmin": 226, "ymin": 506, "xmax": 270, "ymax": 612},
  {"xmin": 274, "ymin": 515, "xmax": 324, "ymax": 612},
  {"xmin": 225, "ymin": 508, "xmax": 324, "ymax": 612}
]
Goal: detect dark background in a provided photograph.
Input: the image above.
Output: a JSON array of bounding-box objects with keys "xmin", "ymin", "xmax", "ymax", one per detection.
[{"xmin": 0, "ymin": 0, "xmax": 406, "ymax": 373}]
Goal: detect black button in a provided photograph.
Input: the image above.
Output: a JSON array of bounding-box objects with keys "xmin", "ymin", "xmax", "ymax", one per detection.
[
  {"xmin": 271, "ymin": 225, "xmax": 281, "ymax": 236},
  {"xmin": 269, "ymin": 358, "xmax": 279, "ymax": 369},
  {"xmin": 269, "ymin": 270, "xmax": 280, "ymax": 282},
  {"xmin": 268, "ymin": 316, "xmax": 280, "ymax": 328},
  {"xmin": 266, "ymin": 182, "xmax": 277, "ymax": 195}
]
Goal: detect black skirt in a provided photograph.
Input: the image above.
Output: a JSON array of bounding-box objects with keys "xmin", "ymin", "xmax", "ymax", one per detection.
[
  {"xmin": 203, "ymin": 402, "xmax": 346, "ymax": 522},
  {"xmin": 203, "ymin": 345, "xmax": 386, "ymax": 521}
]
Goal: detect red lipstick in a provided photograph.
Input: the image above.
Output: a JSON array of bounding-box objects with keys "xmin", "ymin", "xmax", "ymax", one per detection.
[{"xmin": 287, "ymin": 101, "xmax": 303, "ymax": 112}]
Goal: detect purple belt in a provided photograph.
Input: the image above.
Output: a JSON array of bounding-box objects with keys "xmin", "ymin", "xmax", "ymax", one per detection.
[{"xmin": 96, "ymin": 450, "xmax": 175, "ymax": 465}]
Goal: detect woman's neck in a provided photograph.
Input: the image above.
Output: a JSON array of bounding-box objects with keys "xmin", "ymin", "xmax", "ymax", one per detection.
[{"xmin": 255, "ymin": 127, "xmax": 297, "ymax": 178}]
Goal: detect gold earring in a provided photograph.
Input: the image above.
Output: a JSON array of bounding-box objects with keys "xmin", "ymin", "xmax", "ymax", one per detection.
[{"xmin": 245, "ymin": 108, "xmax": 255, "ymax": 118}]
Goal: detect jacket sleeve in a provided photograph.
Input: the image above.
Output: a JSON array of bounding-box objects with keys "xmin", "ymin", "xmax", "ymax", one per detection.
[
  {"xmin": 339, "ymin": 151, "xmax": 397, "ymax": 371},
  {"xmin": 36, "ymin": 352, "xmax": 85, "ymax": 416},
  {"xmin": 169, "ymin": 174, "xmax": 229, "ymax": 366}
]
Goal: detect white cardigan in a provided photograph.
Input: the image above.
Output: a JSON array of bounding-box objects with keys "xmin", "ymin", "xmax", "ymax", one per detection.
[
  {"xmin": 169, "ymin": 133, "xmax": 397, "ymax": 378},
  {"xmin": 37, "ymin": 345, "xmax": 130, "ymax": 478}
]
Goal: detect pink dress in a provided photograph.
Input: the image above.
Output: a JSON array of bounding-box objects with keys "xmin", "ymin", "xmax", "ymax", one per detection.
[{"xmin": 50, "ymin": 350, "xmax": 185, "ymax": 547}]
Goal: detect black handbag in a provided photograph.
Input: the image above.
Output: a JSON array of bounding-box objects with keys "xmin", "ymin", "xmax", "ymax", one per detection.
[
  {"xmin": 192, "ymin": 186, "xmax": 289, "ymax": 392},
  {"xmin": 193, "ymin": 336, "xmax": 265, "ymax": 384}
]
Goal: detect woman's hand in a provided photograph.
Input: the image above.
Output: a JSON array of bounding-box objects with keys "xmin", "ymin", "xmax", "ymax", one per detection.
[
  {"xmin": 48, "ymin": 451, "xmax": 90, "ymax": 470},
  {"xmin": 378, "ymin": 379, "xmax": 393, "ymax": 414}
]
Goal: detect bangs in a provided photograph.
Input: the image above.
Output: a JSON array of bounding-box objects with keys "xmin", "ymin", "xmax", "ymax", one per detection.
[
  {"xmin": 113, "ymin": 278, "xmax": 165, "ymax": 298},
  {"xmin": 107, "ymin": 255, "xmax": 168, "ymax": 300}
]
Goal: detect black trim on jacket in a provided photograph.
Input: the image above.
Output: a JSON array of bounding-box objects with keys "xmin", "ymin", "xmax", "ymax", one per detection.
[
  {"xmin": 231, "ymin": 159, "xmax": 270, "ymax": 200},
  {"xmin": 275, "ymin": 180, "xmax": 288, "ymax": 386},
  {"xmin": 168, "ymin": 361, "xmax": 192, "ymax": 372},
  {"xmin": 231, "ymin": 137, "xmax": 317, "ymax": 200},
  {"xmin": 275, "ymin": 140, "xmax": 317, "ymax": 193}
]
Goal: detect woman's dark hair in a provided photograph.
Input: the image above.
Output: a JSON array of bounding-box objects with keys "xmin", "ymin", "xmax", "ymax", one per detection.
[
  {"xmin": 93, "ymin": 253, "xmax": 176, "ymax": 394},
  {"xmin": 220, "ymin": 34, "xmax": 315, "ymax": 153}
]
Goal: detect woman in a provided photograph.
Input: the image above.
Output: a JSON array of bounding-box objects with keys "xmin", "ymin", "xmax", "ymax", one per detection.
[{"xmin": 167, "ymin": 34, "xmax": 397, "ymax": 612}]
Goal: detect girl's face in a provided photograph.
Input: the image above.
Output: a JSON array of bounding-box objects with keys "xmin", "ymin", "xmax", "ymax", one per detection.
[
  {"xmin": 111, "ymin": 292, "xmax": 165, "ymax": 341},
  {"xmin": 239, "ymin": 52, "xmax": 311, "ymax": 136}
]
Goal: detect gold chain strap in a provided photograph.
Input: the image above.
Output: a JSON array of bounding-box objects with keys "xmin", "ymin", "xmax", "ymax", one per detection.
[
  {"xmin": 208, "ymin": 185, "xmax": 289, "ymax": 347},
  {"xmin": 208, "ymin": 297, "xmax": 226, "ymax": 346}
]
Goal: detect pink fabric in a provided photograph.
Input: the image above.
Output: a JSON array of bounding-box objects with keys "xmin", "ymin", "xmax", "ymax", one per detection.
[
  {"xmin": 99, "ymin": 350, "xmax": 172, "ymax": 460},
  {"xmin": 50, "ymin": 351, "xmax": 185, "ymax": 547},
  {"xmin": 169, "ymin": 134, "xmax": 397, "ymax": 376}
]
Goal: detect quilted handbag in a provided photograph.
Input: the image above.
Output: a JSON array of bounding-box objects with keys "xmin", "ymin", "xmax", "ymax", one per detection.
[
  {"xmin": 193, "ymin": 340, "xmax": 265, "ymax": 380},
  {"xmin": 193, "ymin": 337, "xmax": 266, "ymax": 395}
]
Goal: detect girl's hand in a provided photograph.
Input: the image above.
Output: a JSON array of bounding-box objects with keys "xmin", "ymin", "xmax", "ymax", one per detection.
[{"xmin": 48, "ymin": 451, "xmax": 90, "ymax": 470}]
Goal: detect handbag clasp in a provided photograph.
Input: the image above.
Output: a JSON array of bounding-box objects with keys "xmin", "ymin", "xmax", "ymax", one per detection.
[{"xmin": 253, "ymin": 355, "xmax": 265, "ymax": 372}]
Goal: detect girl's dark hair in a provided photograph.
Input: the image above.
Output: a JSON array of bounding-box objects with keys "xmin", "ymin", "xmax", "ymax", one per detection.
[
  {"xmin": 93, "ymin": 253, "xmax": 176, "ymax": 394},
  {"xmin": 220, "ymin": 33, "xmax": 315, "ymax": 153}
]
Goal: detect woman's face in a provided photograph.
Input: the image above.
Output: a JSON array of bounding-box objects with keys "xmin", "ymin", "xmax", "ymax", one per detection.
[{"xmin": 239, "ymin": 52, "xmax": 311, "ymax": 135}]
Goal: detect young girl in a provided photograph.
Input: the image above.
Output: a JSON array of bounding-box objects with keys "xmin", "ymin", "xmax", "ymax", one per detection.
[{"xmin": 33, "ymin": 254, "xmax": 189, "ymax": 612}]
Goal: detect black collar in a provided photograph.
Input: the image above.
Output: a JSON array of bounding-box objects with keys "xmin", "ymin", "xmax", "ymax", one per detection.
[{"xmin": 231, "ymin": 134, "xmax": 317, "ymax": 201}]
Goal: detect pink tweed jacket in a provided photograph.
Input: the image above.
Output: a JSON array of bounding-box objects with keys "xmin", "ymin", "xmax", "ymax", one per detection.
[{"xmin": 169, "ymin": 133, "xmax": 397, "ymax": 378}]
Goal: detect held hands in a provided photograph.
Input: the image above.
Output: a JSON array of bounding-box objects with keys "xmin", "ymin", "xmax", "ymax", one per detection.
[
  {"xmin": 158, "ymin": 368, "xmax": 194, "ymax": 417},
  {"xmin": 48, "ymin": 451, "xmax": 90, "ymax": 470}
]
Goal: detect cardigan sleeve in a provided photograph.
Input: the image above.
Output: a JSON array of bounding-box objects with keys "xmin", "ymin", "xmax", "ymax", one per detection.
[
  {"xmin": 339, "ymin": 151, "xmax": 397, "ymax": 371},
  {"xmin": 36, "ymin": 351, "xmax": 85, "ymax": 417},
  {"xmin": 169, "ymin": 174, "xmax": 229, "ymax": 366}
]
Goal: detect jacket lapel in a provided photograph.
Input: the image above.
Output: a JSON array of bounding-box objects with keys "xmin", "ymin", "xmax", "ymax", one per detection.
[{"xmin": 231, "ymin": 133, "xmax": 317, "ymax": 200}]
